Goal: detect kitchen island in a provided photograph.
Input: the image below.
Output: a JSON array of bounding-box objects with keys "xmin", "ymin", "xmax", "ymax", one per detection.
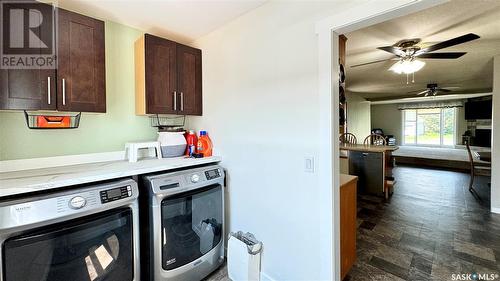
[{"xmin": 340, "ymin": 144, "xmax": 398, "ymax": 199}]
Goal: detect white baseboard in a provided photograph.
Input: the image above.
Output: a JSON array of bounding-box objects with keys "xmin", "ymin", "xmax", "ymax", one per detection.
[
  {"xmin": 491, "ymin": 207, "xmax": 500, "ymax": 214},
  {"xmin": 0, "ymin": 151, "xmax": 125, "ymax": 173},
  {"xmin": 260, "ymin": 272, "xmax": 277, "ymax": 281}
]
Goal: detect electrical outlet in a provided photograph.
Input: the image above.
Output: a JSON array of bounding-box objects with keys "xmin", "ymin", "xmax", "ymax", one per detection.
[{"xmin": 304, "ymin": 156, "xmax": 315, "ymax": 173}]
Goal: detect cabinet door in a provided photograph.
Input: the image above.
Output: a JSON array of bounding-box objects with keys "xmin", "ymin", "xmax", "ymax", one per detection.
[
  {"xmin": 57, "ymin": 8, "xmax": 105, "ymax": 112},
  {"xmin": 0, "ymin": 69, "xmax": 56, "ymax": 110},
  {"xmin": 0, "ymin": 2, "xmax": 56, "ymax": 111},
  {"xmin": 340, "ymin": 180, "xmax": 357, "ymax": 279},
  {"xmin": 144, "ymin": 34, "xmax": 177, "ymax": 114},
  {"xmin": 177, "ymin": 44, "xmax": 202, "ymax": 116}
]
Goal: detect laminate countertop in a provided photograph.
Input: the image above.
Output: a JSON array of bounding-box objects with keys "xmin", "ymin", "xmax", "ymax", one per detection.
[
  {"xmin": 340, "ymin": 144, "xmax": 399, "ymax": 153},
  {"xmin": 0, "ymin": 156, "xmax": 221, "ymax": 198},
  {"xmin": 340, "ymin": 174, "xmax": 358, "ymax": 187}
]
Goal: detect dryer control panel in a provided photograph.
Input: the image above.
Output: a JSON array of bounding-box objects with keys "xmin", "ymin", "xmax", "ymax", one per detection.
[
  {"xmin": 100, "ymin": 185, "xmax": 132, "ymax": 203},
  {"xmin": 204, "ymin": 168, "xmax": 221, "ymax": 180}
]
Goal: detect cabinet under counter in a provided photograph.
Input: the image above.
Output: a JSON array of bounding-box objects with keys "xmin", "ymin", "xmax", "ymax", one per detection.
[{"xmin": 340, "ymin": 174, "xmax": 357, "ymax": 280}]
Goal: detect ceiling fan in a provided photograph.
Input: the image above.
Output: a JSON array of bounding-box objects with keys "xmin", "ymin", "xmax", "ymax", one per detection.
[
  {"xmin": 351, "ymin": 33, "xmax": 480, "ymax": 70},
  {"xmin": 408, "ymin": 83, "xmax": 460, "ymax": 97}
]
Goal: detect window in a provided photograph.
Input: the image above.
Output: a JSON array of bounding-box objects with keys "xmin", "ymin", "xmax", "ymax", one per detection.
[{"xmin": 403, "ymin": 108, "xmax": 456, "ymax": 146}]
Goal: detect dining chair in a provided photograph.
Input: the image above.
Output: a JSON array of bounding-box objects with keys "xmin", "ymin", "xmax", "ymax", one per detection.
[
  {"xmin": 465, "ymin": 141, "xmax": 491, "ymax": 200},
  {"xmin": 363, "ymin": 134, "xmax": 387, "ymax": 146},
  {"xmin": 339, "ymin": 133, "xmax": 357, "ymax": 145}
]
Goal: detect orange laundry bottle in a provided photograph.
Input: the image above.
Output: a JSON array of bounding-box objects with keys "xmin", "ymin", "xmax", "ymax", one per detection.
[{"xmin": 197, "ymin": 130, "xmax": 213, "ymax": 157}]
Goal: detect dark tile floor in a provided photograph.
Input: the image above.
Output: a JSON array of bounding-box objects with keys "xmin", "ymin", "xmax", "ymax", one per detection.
[
  {"xmin": 203, "ymin": 262, "xmax": 229, "ymax": 281},
  {"xmin": 346, "ymin": 165, "xmax": 500, "ymax": 281}
]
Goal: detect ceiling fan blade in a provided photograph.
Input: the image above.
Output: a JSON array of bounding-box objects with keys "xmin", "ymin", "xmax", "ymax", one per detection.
[
  {"xmin": 377, "ymin": 46, "xmax": 406, "ymax": 57},
  {"xmin": 415, "ymin": 90, "xmax": 430, "ymax": 96},
  {"xmin": 415, "ymin": 33, "xmax": 480, "ymax": 55},
  {"xmin": 407, "ymin": 89, "xmax": 426, "ymax": 93},
  {"xmin": 350, "ymin": 57, "xmax": 396, "ymax": 68},
  {"xmin": 437, "ymin": 88, "xmax": 452, "ymax": 93},
  {"xmin": 416, "ymin": 52, "xmax": 466, "ymax": 59}
]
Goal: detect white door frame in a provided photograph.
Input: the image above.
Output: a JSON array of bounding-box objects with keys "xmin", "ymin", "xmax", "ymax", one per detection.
[{"xmin": 315, "ymin": 1, "xmax": 449, "ymax": 280}]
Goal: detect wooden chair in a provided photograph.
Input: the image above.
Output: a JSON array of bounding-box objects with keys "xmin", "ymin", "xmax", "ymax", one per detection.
[
  {"xmin": 339, "ymin": 133, "xmax": 357, "ymax": 144},
  {"xmin": 363, "ymin": 134, "xmax": 387, "ymax": 146},
  {"xmin": 465, "ymin": 141, "xmax": 491, "ymax": 200}
]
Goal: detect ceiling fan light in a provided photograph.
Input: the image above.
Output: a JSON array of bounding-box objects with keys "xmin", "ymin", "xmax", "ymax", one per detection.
[{"xmin": 389, "ymin": 59, "xmax": 425, "ymax": 74}]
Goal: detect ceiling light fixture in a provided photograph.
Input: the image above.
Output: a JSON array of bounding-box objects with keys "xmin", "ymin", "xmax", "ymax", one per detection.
[
  {"xmin": 389, "ymin": 58, "xmax": 425, "ymax": 84},
  {"xmin": 389, "ymin": 59, "xmax": 425, "ymax": 74}
]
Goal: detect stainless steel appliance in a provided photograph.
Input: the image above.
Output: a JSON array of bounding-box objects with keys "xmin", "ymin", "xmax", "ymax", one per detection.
[
  {"xmin": 141, "ymin": 165, "xmax": 225, "ymax": 281},
  {"xmin": 0, "ymin": 179, "xmax": 140, "ymax": 281},
  {"xmin": 349, "ymin": 151, "xmax": 384, "ymax": 194}
]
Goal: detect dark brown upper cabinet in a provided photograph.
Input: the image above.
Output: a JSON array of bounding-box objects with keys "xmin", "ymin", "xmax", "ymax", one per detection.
[
  {"xmin": 177, "ymin": 43, "xmax": 202, "ymax": 115},
  {"xmin": 135, "ymin": 34, "xmax": 202, "ymax": 116},
  {"xmin": 57, "ymin": 8, "xmax": 106, "ymax": 113},
  {"xmin": 0, "ymin": 69, "xmax": 57, "ymax": 111},
  {"xmin": 0, "ymin": 6, "xmax": 105, "ymax": 113},
  {"xmin": 0, "ymin": 3, "xmax": 56, "ymax": 111}
]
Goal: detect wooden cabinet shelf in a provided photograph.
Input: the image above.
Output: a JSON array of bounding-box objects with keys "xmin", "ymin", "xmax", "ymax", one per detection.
[{"xmin": 135, "ymin": 34, "xmax": 202, "ymax": 116}]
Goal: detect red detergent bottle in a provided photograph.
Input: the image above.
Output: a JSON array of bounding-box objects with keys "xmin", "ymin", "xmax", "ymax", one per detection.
[{"xmin": 185, "ymin": 130, "xmax": 198, "ymax": 157}]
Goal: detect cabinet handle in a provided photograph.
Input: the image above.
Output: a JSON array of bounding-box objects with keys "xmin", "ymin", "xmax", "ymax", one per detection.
[
  {"xmin": 62, "ymin": 78, "xmax": 66, "ymax": 106},
  {"xmin": 173, "ymin": 91, "xmax": 177, "ymax": 111},
  {"xmin": 180, "ymin": 92, "xmax": 184, "ymax": 111},
  {"xmin": 47, "ymin": 77, "xmax": 51, "ymax": 105}
]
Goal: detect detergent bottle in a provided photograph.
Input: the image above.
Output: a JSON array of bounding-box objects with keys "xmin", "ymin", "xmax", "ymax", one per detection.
[
  {"xmin": 185, "ymin": 130, "xmax": 198, "ymax": 157},
  {"xmin": 197, "ymin": 130, "xmax": 213, "ymax": 157}
]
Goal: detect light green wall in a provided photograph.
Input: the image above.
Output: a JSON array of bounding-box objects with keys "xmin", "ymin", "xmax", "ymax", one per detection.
[
  {"xmin": 371, "ymin": 104, "xmax": 403, "ymax": 142},
  {"xmin": 0, "ymin": 21, "xmax": 157, "ymax": 160},
  {"xmin": 346, "ymin": 92, "xmax": 371, "ymax": 143}
]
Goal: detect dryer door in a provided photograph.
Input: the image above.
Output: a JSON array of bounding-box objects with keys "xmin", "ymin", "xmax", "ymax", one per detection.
[
  {"xmin": 161, "ymin": 184, "xmax": 223, "ymax": 270},
  {"xmin": 3, "ymin": 208, "xmax": 134, "ymax": 281}
]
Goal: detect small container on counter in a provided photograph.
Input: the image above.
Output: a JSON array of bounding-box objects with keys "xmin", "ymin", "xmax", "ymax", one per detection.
[
  {"xmin": 185, "ymin": 130, "xmax": 198, "ymax": 157},
  {"xmin": 197, "ymin": 130, "xmax": 213, "ymax": 157},
  {"xmin": 157, "ymin": 130, "xmax": 187, "ymax": 158}
]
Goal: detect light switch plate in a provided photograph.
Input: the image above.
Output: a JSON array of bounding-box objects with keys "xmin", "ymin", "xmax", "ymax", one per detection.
[{"xmin": 304, "ymin": 156, "xmax": 315, "ymax": 173}]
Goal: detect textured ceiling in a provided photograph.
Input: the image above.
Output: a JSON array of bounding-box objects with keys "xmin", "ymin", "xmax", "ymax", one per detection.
[{"xmin": 345, "ymin": 0, "xmax": 500, "ymax": 100}]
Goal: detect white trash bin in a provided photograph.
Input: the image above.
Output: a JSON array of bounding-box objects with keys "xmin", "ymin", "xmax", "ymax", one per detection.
[{"xmin": 228, "ymin": 231, "xmax": 263, "ymax": 281}]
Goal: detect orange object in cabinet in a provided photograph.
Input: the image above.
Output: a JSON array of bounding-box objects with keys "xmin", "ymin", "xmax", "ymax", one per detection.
[{"xmin": 36, "ymin": 116, "xmax": 71, "ymax": 128}]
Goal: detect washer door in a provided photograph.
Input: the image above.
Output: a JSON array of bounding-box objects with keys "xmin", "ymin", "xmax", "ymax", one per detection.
[
  {"xmin": 3, "ymin": 208, "xmax": 134, "ymax": 281},
  {"xmin": 161, "ymin": 184, "xmax": 223, "ymax": 270}
]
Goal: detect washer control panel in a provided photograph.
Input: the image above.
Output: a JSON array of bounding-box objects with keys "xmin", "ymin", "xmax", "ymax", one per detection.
[
  {"xmin": 100, "ymin": 185, "xmax": 132, "ymax": 203},
  {"xmin": 205, "ymin": 168, "xmax": 221, "ymax": 180}
]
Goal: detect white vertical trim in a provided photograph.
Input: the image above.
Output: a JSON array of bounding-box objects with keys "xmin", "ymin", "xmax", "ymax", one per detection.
[
  {"xmin": 317, "ymin": 28, "xmax": 336, "ymax": 281},
  {"xmin": 491, "ymin": 56, "xmax": 500, "ymax": 212},
  {"xmin": 401, "ymin": 109, "xmax": 406, "ymax": 145}
]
